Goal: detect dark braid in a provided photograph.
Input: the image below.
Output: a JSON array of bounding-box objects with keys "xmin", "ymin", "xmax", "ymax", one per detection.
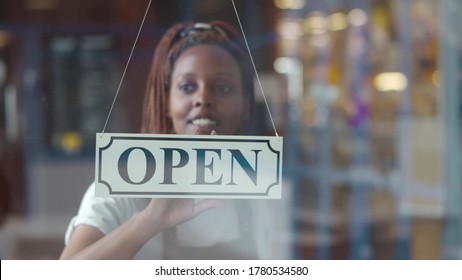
[{"xmin": 141, "ymin": 21, "xmax": 255, "ymax": 134}]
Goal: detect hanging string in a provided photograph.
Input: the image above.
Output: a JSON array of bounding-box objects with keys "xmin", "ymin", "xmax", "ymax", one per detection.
[
  {"xmin": 231, "ymin": 0, "xmax": 279, "ymax": 137},
  {"xmin": 102, "ymin": 0, "xmax": 279, "ymax": 137},
  {"xmin": 102, "ymin": 0, "xmax": 152, "ymax": 133}
]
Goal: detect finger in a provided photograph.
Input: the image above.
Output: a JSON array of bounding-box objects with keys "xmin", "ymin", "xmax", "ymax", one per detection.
[
  {"xmin": 193, "ymin": 199, "xmax": 225, "ymax": 216},
  {"xmin": 211, "ymin": 130, "xmax": 217, "ymax": 135}
]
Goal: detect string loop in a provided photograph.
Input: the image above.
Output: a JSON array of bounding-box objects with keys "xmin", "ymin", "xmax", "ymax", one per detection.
[
  {"xmin": 231, "ymin": 0, "xmax": 279, "ymax": 137},
  {"xmin": 103, "ymin": 0, "xmax": 279, "ymax": 137},
  {"xmin": 102, "ymin": 0, "xmax": 153, "ymax": 133}
]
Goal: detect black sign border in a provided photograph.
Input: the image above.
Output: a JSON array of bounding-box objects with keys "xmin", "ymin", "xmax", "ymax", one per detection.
[{"xmin": 97, "ymin": 134, "xmax": 282, "ymax": 197}]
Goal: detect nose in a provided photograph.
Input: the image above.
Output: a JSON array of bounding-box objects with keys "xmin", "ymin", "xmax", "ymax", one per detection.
[{"xmin": 194, "ymin": 87, "xmax": 213, "ymax": 108}]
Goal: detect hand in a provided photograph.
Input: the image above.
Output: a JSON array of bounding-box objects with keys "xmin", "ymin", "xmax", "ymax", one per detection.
[
  {"xmin": 137, "ymin": 129, "xmax": 223, "ymax": 236},
  {"xmin": 140, "ymin": 198, "xmax": 224, "ymax": 233}
]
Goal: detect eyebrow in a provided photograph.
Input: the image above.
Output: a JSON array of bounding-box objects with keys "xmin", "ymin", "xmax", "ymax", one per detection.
[{"xmin": 173, "ymin": 72, "xmax": 238, "ymax": 79}]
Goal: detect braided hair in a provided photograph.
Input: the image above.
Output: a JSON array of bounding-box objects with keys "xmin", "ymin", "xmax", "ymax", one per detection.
[{"xmin": 141, "ymin": 21, "xmax": 255, "ymax": 134}]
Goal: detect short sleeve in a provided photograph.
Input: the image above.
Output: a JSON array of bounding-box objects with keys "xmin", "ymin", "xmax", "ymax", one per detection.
[{"xmin": 64, "ymin": 183, "xmax": 146, "ymax": 244}]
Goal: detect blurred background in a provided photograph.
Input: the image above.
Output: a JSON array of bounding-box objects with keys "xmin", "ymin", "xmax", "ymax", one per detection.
[{"xmin": 0, "ymin": 0, "xmax": 460, "ymax": 259}]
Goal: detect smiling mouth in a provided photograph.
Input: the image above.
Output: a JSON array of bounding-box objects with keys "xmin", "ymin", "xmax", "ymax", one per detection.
[{"xmin": 190, "ymin": 118, "xmax": 218, "ymax": 127}]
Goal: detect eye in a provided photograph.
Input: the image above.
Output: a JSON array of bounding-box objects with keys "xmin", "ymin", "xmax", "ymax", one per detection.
[
  {"xmin": 215, "ymin": 84, "xmax": 233, "ymax": 94},
  {"xmin": 178, "ymin": 82, "xmax": 197, "ymax": 94}
]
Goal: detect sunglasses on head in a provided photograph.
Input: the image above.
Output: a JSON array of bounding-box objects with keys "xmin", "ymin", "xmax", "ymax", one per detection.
[{"xmin": 178, "ymin": 22, "xmax": 228, "ymax": 39}]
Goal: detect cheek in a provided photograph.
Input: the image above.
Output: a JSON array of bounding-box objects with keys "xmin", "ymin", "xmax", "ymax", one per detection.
[
  {"xmin": 168, "ymin": 92, "xmax": 180, "ymax": 118},
  {"xmin": 221, "ymin": 98, "xmax": 249, "ymax": 127},
  {"xmin": 168, "ymin": 96, "xmax": 174, "ymax": 118},
  {"xmin": 235, "ymin": 97, "xmax": 250, "ymax": 119},
  {"xmin": 168, "ymin": 102, "xmax": 182, "ymax": 133},
  {"xmin": 242, "ymin": 97, "xmax": 250, "ymax": 120},
  {"xmin": 169, "ymin": 96, "xmax": 189, "ymax": 122}
]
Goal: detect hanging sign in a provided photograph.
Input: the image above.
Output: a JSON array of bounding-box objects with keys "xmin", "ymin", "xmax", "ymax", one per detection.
[{"xmin": 95, "ymin": 133, "xmax": 283, "ymax": 199}]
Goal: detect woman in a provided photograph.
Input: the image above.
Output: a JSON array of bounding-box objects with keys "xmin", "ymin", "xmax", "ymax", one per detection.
[{"xmin": 60, "ymin": 21, "xmax": 271, "ymax": 259}]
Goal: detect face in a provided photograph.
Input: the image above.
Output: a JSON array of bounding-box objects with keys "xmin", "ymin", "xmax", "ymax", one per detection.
[{"xmin": 169, "ymin": 44, "xmax": 249, "ymax": 135}]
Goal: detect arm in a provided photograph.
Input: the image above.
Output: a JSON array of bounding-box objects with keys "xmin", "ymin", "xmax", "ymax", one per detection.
[
  {"xmin": 60, "ymin": 198, "xmax": 224, "ymax": 259},
  {"xmin": 61, "ymin": 131, "xmax": 223, "ymax": 259}
]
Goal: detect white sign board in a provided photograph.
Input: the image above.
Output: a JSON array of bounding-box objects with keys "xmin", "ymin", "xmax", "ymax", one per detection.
[{"xmin": 95, "ymin": 133, "xmax": 283, "ymax": 199}]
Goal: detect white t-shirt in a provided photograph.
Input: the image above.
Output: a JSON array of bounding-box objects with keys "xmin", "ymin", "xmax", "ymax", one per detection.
[{"xmin": 65, "ymin": 183, "xmax": 272, "ymax": 259}]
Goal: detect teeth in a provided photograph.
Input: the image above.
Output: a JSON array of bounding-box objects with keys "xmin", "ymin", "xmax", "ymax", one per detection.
[{"xmin": 192, "ymin": 118, "xmax": 217, "ymax": 126}]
